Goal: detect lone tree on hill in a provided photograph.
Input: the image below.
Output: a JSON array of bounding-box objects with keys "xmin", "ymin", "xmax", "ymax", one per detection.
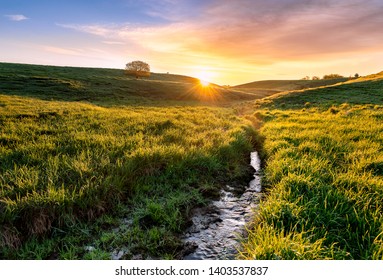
[{"xmin": 125, "ymin": 60, "xmax": 150, "ymax": 78}]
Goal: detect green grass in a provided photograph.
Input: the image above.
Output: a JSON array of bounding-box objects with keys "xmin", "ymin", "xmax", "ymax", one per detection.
[
  {"xmin": 239, "ymin": 75, "xmax": 383, "ymax": 259},
  {"xmin": 0, "ymin": 63, "xmax": 258, "ymax": 259},
  {"xmin": 233, "ymin": 78, "xmax": 348, "ymax": 96},
  {"xmin": 0, "ymin": 62, "xmax": 256, "ymax": 106},
  {"xmin": 2, "ymin": 62, "xmax": 383, "ymax": 260}
]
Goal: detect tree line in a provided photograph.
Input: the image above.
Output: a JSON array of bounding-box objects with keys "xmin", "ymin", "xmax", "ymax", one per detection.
[{"xmin": 302, "ymin": 73, "xmax": 360, "ymax": 80}]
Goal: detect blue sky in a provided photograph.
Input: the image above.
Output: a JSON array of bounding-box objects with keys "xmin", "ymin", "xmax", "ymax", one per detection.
[{"xmin": 2, "ymin": 0, "xmax": 383, "ymax": 85}]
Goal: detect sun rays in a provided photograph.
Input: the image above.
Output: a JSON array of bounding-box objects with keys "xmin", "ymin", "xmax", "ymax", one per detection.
[{"xmin": 199, "ymin": 79, "xmax": 210, "ymax": 87}]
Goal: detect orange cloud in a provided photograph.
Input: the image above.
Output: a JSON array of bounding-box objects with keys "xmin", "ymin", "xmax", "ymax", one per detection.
[{"xmin": 58, "ymin": 0, "xmax": 383, "ymax": 84}]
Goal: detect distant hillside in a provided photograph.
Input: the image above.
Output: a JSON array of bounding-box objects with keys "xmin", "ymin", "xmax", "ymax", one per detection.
[
  {"xmin": 259, "ymin": 71, "xmax": 383, "ymax": 109},
  {"xmin": 344, "ymin": 71, "xmax": 383, "ymax": 83},
  {"xmin": 233, "ymin": 78, "xmax": 348, "ymax": 99},
  {"xmin": 0, "ymin": 63, "xmax": 256, "ymax": 106}
]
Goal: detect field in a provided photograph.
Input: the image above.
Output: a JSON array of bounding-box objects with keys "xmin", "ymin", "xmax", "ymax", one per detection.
[
  {"xmin": 239, "ymin": 73, "xmax": 383, "ymax": 259},
  {"xmin": 1, "ymin": 62, "xmax": 383, "ymax": 259},
  {"xmin": 0, "ymin": 63, "xmax": 258, "ymax": 259},
  {"xmin": 232, "ymin": 78, "xmax": 349, "ymax": 99},
  {"xmin": 0, "ymin": 63, "xmax": 256, "ymax": 106}
]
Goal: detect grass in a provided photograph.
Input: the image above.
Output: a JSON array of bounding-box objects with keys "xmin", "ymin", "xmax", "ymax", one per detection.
[
  {"xmin": 239, "ymin": 75, "xmax": 383, "ymax": 259},
  {"xmin": 0, "ymin": 63, "xmax": 258, "ymax": 259},
  {"xmin": 2, "ymin": 62, "xmax": 383, "ymax": 260},
  {"xmin": 233, "ymin": 78, "xmax": 348, "ymax": 97},
  {"xmin": 0, "ymin": 62, "xmax": 256, "ymax": 106}
]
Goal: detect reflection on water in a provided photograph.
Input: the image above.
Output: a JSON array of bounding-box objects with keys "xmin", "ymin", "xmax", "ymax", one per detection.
[{"xmin": 183, "ymin": 152, "xmax": 262, "ymax": 259}]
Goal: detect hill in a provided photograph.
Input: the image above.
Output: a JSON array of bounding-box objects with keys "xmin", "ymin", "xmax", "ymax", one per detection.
[
  {"xmin": 258, "ymin": 71, "xmax": 383, "ymax": 109},
  {"xmin": 233, "ymin": 78, "xmax": 348, "ymax": 99},
  {"xmin": 240, "ymin": 71, "xmax": 383, "ymax": 260},
  {"xmin": 2, "ymin": 61, "xmax": 382, "ymax": 260},
  {"xmin": 0, "ymin": 62, "xmax": 258, "ymax": 260},
  {"xmin": 0, "ymin": 63, "xmax": 256, "ymax": 106},
  {"xmin": 344, "ymin": 71, "xmax": 383, "ymax": 83}
]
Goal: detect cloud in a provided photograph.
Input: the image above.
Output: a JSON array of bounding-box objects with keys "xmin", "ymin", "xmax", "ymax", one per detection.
[
  {"xmin": 5, "ymin": 14, "xmax": 29, "ymax": 21},
  {"xmin": 59, "ymin": 0, "xmax": 383, "ymax": 61},
  {"xmin": 102, "ymin": 41, "xmax": 126, "ymax": 45},
  {"xmin": 57, "ymin": 0, "xmax": 383, "ymax": 83},
  {"xmin": 42, "ymin": 45, "xmax": 83, "ymax": 56},
  {"xmin": 194, "ymin": 0, "xmax": 383, "ymax": 60},
  {"xmin": 56, "ymin": 23, "xmax": 113, "ymax": 37}
]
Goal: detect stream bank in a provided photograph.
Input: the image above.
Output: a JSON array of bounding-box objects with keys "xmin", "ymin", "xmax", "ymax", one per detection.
[{"xmin": 182, "ymin": 152, "xmax": 262, "ymax": 260}]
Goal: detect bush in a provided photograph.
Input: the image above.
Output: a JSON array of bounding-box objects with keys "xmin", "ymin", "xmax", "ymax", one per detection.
[{"xmin": 323, "ymin": 74, "xmax": 344, "ymax": 79}]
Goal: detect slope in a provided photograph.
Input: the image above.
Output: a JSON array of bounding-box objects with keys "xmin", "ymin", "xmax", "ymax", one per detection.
[
  {"xmin": 0, "ymin": 62, "xmax": 258, "ymax": 259},
  {"xmin": 0, "ymin": 63, "xmax": 257, "ymax": 106},
  {"xmin": 233, "ymin": 78, "xmax": 349, "ymax": 99},
  {"xmin": 239, "ymin": 72, "xmax": 383, "ymax": 260}
]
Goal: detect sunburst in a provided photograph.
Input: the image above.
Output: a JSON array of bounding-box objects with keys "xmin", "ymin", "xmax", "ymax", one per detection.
[{"xmin": 199, "ymin": 79, "xmax": 210, "ymax": 87}]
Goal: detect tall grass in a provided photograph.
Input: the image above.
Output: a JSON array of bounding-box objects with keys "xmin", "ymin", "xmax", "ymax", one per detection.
[
  {"xmin": 240, "ymin": 78, "xmax": 383, "ymax": 259},
  {"xmin": 0, "ymin": 63, "xmax": 258, "ymax": 259},
  {"xmin": 0, "ymin": 94, "xmax": 256, "ymax": 258}
]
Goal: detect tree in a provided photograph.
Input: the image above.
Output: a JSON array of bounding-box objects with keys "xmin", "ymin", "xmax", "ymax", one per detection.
[
  {"xmin": 125, "ymin": 60, "xmax": 150, "ymax": 78},
  {"xmin": 312, "ymin": 76, "xmax": 320, "ymax": 80},
  {"xmin": 323, "ymin": 73, "xmax": 344, "ymax": 80},
  {"xmin": 354, "ymin": 73, "xmax": 360, "ymax": 78}
]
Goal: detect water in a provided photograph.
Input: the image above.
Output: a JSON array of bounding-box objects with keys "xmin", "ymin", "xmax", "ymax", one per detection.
[
  {"xmin": 182, "ymin": 152, "xmax": 262, "ymax": 259},
  {"xmin": 107, "ymin": 152, "xmax": 262, "ymax": 260}
]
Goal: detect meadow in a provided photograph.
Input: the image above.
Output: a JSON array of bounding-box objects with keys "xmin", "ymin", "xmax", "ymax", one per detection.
[
  {"xmin": 0, "ymin": 63, "xmax": 257, "ymax": 259},
  {"xmin": 233, "ymin": 77, "xmax": 348, "ymax": 97},
  {"xmin": 239, "ymin": 73, "xmax": 383, "ymax": 259},
  {"xmin": 1, "ymin": 62, "xmax": 382, "ymax": 260}
]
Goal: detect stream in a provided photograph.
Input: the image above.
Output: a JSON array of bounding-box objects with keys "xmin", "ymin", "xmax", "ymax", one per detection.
[
  {"xmin": 108, "ymin": 151, "xmax": 262, "ymax": 260},
  {"xmin": 182, "ymin": 151, "xmax": 262, "ymax": 260}
]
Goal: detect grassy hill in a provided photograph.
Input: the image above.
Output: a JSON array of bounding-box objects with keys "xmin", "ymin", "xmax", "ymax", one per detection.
[
  {"xmin": 349, "ymin": 71, "xmax": 383, "ymax": 82},
  {"xmin": 239, "ymin": 72, "xmax": 383, "ymax": 260},
  {"xmin": 2, "ymin": 62, "xmax": 383, "ymax": 260},
  {"xmin": 0, "ymin": 62, "xmax": 259, "ymax": 259},
  {"xmin": 258, "ymin": 72, "xmax": 383, "ymax": 109},
  {"xmin": 233, "ymin": 78, "xmax": 348, "ymax": 99},
  {"xmin": 0, "ymin": 63, "xmax": 256, "ymax": 106}
]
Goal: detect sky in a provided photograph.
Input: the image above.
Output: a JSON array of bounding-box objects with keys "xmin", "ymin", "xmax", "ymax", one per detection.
[{"xmin": 1, "ymin": 0, "xmax": 383, "ymax": 85}]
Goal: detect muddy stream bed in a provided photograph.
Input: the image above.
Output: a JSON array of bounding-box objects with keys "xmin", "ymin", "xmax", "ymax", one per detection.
[
  {"xmin": 108, "ymin": 151, "xmax": 262, "ymax": 260},
  {"xmin": 182, "ymin": 151, "xmax": 262, "ymax": 260}
]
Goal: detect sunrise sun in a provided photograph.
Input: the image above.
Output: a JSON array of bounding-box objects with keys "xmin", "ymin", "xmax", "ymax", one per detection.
[
  {"xmin": 194, "ymin": 68, "xmax": 215, "ymax": 87},
  {"xmin": 199, "ymin": 79, "xmax": 210, "ymax": 87}
]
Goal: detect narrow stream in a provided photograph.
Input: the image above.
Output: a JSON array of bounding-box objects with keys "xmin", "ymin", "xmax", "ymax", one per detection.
[
  {"xmin": 182, "ymin": 151, "xmax": 262, "ymax": 260},
  {"xmin": 108, "ymin": 151, "xmax": 262, "ymax": 260}
]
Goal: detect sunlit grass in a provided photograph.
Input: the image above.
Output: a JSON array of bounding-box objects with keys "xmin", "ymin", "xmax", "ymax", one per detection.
[
  {"xmin": 2, "ymin": 62, "xmax": 383, "ymax": 260},
  {"xmin": 0, "ymin": 91, "xmax": 257, "ymax": 259},
  {"xmin": 239, "ymin": 78, "xmax": 383, "ymax": 259},
  {"xmin": 0, "ymin": 62, "xmax": 256, "ymax": 106}
]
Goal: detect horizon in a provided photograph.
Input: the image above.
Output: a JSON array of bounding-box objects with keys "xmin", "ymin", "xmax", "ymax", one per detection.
[
  {"xmin": 2, "ymin": 61, "xmax": 359, "ymax": 87},
  {"xmin": 2, "ymin": 0, "xmax": 383, "ymax": 85}
]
